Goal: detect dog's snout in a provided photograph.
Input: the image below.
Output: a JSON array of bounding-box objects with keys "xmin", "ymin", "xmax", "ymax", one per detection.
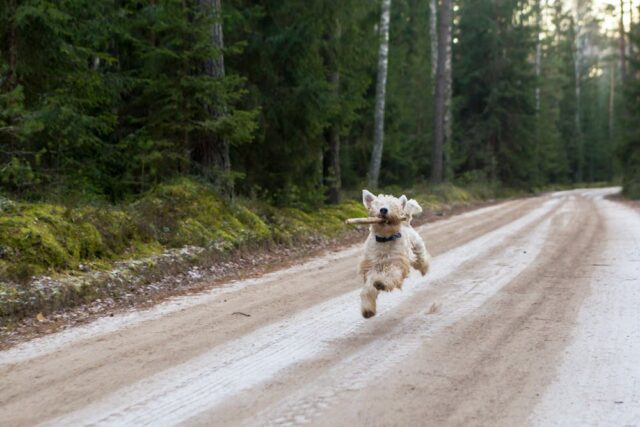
[{"xmin": 379, "ymin": 207, "xmax": 388, "ymax": 215}]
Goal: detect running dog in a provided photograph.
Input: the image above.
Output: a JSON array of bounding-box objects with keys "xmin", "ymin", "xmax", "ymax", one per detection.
[{"xmin": 359, "ymin": 190, "xmax": 431, "ymax": 318}]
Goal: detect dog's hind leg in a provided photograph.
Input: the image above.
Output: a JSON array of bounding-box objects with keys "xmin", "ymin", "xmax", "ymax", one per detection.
[
  {"xmin": 360, "ymin": 279, "xmax": 379, "ymax": 318},
  {"xmin": 368, "ymin": 262, "xmax": 409, "ymax": 293}
]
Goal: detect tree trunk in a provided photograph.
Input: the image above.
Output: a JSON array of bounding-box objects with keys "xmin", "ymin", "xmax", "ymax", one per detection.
[
  {"xmin": 534, "ymin": 0, "xmax": 543, "ymax": 181},
  {"xmin": 619, "ymin": 0, "xmax": 627, "ymax": 84},
  {"xmin": 573, "ymin": 8, "xmax": 583, "ymax": 182},
  {"xmin": 629, "ymin": 0, "xmax": 634, "ymax": 56},
  {"xmin": 324, "ymin": 124, "xmax": 341, "ymax": 204},
  {"xmin": 368, "ymin": 0, "xmax": 392, "ymax": 190},
  {"xmin": 323, "ymin": 18, "xmax": 342, "ymax": 205},
  {"xmin": 194, "ymin": 0, "xmax": 233, "ymax": 197},
  {"xmin": 430, "ymin": 0, "xmax": 438, "ymax": 89},
  {"xmin": 206, "ymin": 0, "xmax": 225, "ymax": 80},
  {"xmin": 431, "ymin": 0, "xmax": 452, "ymax": 183},
  {"xmin": 535, "ymin": 0, "xmax": 542, "ymax": 114},
  {"xmin": 7, "ymin": 0, "xmax": 18, "ymax": 91},
  {"xmin": 443, "ymin": 0, "xmax": 453, "ymax": 181},
  {"xmin": 5, "ymin": 0, "xmax": 18, "ymax": 154},
  {"xmin": 609, "ymin": 61, "xmax": 615, "ymax": 145}
]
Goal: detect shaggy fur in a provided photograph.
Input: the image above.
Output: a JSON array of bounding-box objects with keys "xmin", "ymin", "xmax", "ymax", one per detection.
[{"xmin": 359, "ymin": 190, "xmax": 431, "ymax": 318}]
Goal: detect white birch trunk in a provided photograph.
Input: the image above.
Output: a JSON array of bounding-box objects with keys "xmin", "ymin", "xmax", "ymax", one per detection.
[{"xmin": 368, "ymin": 0, "xmax": 392, "ymax": 190}]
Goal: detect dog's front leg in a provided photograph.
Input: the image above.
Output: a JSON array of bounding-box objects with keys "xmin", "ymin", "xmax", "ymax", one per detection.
[
  {"xmin": 407, "ymin": 228, "xmax": 430, "ymax": 276},
  {"xmin": 360, "ymin": 278, "xmax": 379, "ymax": 318}
]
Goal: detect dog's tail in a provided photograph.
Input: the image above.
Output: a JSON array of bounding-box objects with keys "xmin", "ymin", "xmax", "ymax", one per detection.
[{"xmin": 404, "ymin": 198, "xmax": 423, "ymax": 225}]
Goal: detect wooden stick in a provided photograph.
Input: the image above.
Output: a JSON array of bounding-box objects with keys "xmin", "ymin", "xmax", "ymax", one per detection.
[
  {"xmin": 345, "ymin": 217, "xmax": 385, "ymax": 225},
  {"xmin": 345, "ymin": 215, "xmax": 409, "ymax": 225}
]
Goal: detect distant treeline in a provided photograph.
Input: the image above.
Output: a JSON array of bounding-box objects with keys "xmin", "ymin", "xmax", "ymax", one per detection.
[{"xmin": 0, "ymin": 0, "xmax": 638, "ymax": 204}]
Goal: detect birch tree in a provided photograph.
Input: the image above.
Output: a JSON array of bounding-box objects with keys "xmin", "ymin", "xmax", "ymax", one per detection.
[
  {"xmin": 535, "ymin": 0, "xmax": 543, "ymax": 114},
  {"xmin": 368, "ymin": 0, "xmax": 392, "ymax": 190}
]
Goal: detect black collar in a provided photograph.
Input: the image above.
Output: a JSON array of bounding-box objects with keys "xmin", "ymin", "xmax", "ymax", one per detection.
[{"xmin": 375, "ymin": 232, "xmax": 402, "ymax": 243}]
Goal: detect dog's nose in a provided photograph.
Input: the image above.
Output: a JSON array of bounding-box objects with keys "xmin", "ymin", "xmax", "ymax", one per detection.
[{"xmin": 380, "ymin": 207, "xmax": 388, "ymax": 215}]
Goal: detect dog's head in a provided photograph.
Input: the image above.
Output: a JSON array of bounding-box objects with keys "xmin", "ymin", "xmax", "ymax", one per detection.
[{"xmin": 362, "ymin": 190, "xmax": 407, "ymax": 235}]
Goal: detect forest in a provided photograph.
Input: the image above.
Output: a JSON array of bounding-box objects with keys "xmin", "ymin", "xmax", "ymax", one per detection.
[{"xmin": 1, "ymin": 0, "xmax": 638, "ymax": 204}]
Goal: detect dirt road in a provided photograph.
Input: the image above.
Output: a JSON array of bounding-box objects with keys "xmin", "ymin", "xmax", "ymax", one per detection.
[{"xmin": 1, "ymin": 188, "xmax": 639, "ymax": 426}]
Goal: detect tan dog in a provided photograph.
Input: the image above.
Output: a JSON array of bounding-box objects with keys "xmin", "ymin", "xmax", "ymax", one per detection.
[{"xmin": 359, "ymin": 190, "xmax": 431, "ymax": 318}]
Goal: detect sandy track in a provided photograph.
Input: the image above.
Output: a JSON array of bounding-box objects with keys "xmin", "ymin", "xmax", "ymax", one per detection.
[{"xmin": 1, "ymin": 188, "xmax": 639, "ymax": 426}]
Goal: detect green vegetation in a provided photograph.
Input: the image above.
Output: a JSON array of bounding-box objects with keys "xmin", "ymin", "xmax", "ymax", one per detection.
[
  {"xmin": 1, "ymin": 0, "xmax": 630, "ymax": 205},
  {"xmin": 0, "ymin": 179, "xmax": 369, "ymax": 283}
]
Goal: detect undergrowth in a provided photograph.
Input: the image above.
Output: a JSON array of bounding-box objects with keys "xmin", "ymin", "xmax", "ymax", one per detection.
[{"xmin": 0, "ymin": 179, "xmax": 372, "ymax": 283}]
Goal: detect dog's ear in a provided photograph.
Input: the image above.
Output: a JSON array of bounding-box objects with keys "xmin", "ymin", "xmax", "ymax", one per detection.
[
  {"xmin": 362, "ymin": 189, "xmax": 376, "ymax": 209},
  {"xmin": 405, "ymin": 199, "xmax": 423, "ymax": 216},
  {"xmin": 399, "ymin": 195, "xmax": 408, "ymax": 208}
]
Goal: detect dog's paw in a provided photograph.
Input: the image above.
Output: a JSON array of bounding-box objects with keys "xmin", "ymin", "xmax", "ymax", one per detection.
[
  {"xmin": 419, "ymin": 263, "xmax": 429, "ymax": 276},
  {"xmin": 362, "ymin": 309, "xmax": 376, "ymax": 319},
  {"xmin": 413, "ymin": 259, "xmax": 429, "ymax": 276}
]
